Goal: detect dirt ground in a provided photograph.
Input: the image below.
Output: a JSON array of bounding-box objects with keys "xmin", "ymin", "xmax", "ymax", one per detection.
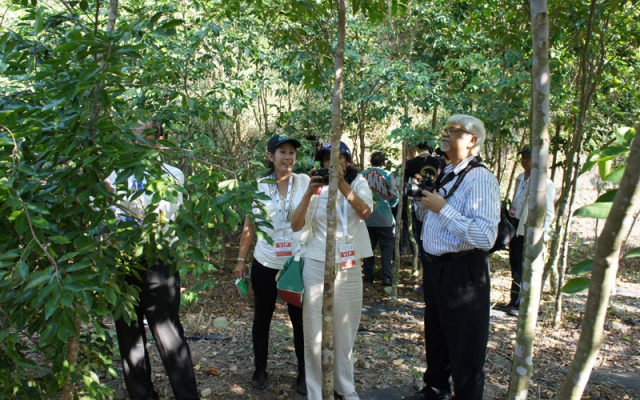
[
  {"xmin": 106, "ymin": 243, "xmax": 640, "ymax": 400},
  {"xmin": 103, "ymin": 168, "xmax": 640, "ymax": 400}
]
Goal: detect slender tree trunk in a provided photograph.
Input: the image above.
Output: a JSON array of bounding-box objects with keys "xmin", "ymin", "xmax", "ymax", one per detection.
[
  {"xmin": 553, "ymin": 159, "xmax": 581, "ymax": 326},
  {"xmin": 550, "ymin": 121, "xmax": 561, "ymax": 181},
  {"xmin": 391, "ymin": 140, "xmax": 407, "ymax": 303},
  {"xmin": 542, "ymin": 0, "xmax": 600, "ymax": 301},
  {"xmin": 504, "ymin": 128, "xmax": 526, "ymax": 203},
  {"xmin": 321, "ymin": 0, "xmax": 345, "ymax": 397},
  {"xmin": 507, "ymin": 1, "xmax": 549, "ymax": 398},
  {"xmin": 107, "ymin": 0, "xmax": 117, "ymax": 31},
  {"xmin": 61, "ymin": 316, "xmax": 82, "ymax": 400},
  {"xmin": 557, "ymin": 129, "xmax": 640, "ymax": 400},
  {"xmin": 357, "ymin": 104, "xmax": 366, "ymax": 168}
]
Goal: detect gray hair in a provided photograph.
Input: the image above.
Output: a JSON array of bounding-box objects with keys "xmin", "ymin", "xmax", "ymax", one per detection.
[{"xmin": 447, "ymin": 114, "xmax": 485, "ymax": 154}]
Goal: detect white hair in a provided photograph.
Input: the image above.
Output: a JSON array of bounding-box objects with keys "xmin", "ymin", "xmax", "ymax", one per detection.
[{"xmin": 447, "ymin": 114, "xmax": 485, "ymax": 154}]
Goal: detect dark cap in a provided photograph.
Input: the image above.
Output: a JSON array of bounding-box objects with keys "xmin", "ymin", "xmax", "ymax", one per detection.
[
  {"xmin": 314, "ymin": 141, "xmax": 352, "ymax": 161},
  {"xmin": 518, "ymin": 146, "xmax": 531, "ymax": 156},
  {"xmin": 267, "ymin": 135, "xmax": 302, "ymax": 153}
]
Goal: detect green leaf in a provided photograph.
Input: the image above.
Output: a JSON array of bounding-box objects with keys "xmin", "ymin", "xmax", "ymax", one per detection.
[
  {"xmin": 104, "ymin": 286, "xmax": 117, "ymax": 305},
  {"xmin": 604, "ymin": 165, "xmax": 625, "ymax": 184},
  {"xmin": 597, "ymin": 160, "xmax": 612, "ymax": 180},
  {"xmin": 158, "ymin": 19, "xmax": 185, "ymax": 30},
  {"xmin": 581, "ymin": 146, "xmax": 630, "ymax": 174},
  {"xmin": 34, "ymin": 9, "xmax": 43, "ymax": 35},
  {"xmin": 65, "ymin": 261, "xmax": 92, "ymax": 272},
  {"xmin": 17, "ymin": 163, "xmax": 38, "ymax": 176},
  {"xmin": 561, "ymin": 277, "xmax": 591, "ymax": 295},
  {"xmin": 44, "ymin": 292, "xmax": 60, "ymax": 319},
  {"xmin": 615, "ymin": 126, "xmax": 635, "ymax": 147},
  {"xmin": 595, "ymin": 189, "xmax": 617, "ymax": 203},
  {"xmin": 623, "ymin": 247, "xmax": 640, "ymax": 258},
  {"xmin": 16, "ymin": 261, "xmax": 29, "ymax": 278},
  {"xmin": 569, "ymin": 259, "xmax": 593, "ymax": 275},
  {"xmin": 79, "ymin": 0, "xmax": 88, "ymax": 11},
  {"xmin": 573, "ymin": 203, "xmax": 612, "ymax": 219},
  {"xmin": 53, "ymin": 42, "xmax": 80, "ymax": 54},
  {"xmin": 49, "ymin": 235, "xmax": 71, "ymax": 244},
  {"xmin": 31, "ymin": 216, "xmax": 49, "ymax": 229},
  {"xmin": 25, "ymin": 273, "xmax": 54, "ymax": 289}
]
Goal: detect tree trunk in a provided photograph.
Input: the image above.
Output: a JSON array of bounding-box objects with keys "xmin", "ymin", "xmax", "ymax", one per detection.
[
  {"xmin": 542, "ymin": 0, "xmax": 601, "ymax": 301},
  {"xmin": 391, "ymin": 140, "xmax": 407, "ymax": 304},
  {"xmin": 61, "ymin": 316, "xmax": 82, "ymax": 400},
  {"xmin": 507, "ymin": 1, "xmax": 549, "ymax": 398},
  {"xmin": 321, "ymin": 0, "xmax": 345, "ymax": 397},
  {"xmin": 557, "ymin": 127, "xmax": 640, "ymax": 400}
]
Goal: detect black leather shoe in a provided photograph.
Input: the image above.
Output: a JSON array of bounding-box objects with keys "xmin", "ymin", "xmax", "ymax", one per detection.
[
  {"xmin": 251, "ymin": 369, "xmax": 267, "ymax": 390},
  {"xmin": 403, "ymin": 387, "xmax": 451, "ymax": 400},
  {"xmin": 402, "ymin": 394, "xmax": 426, "ymax": 400},
  {"xmin": 297, "ymin": 372, "xmax": 307, "ymax": 395},
  {"xmin": 383, "ymin": 278, "xmax": 392, "ymax": 286}
]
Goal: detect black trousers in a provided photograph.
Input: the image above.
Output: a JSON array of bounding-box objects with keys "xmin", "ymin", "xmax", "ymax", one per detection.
[
  {"xmin": 250, "ymin": 260, "xmax": 304, "ymax": 373},
  {"xmin": 115, "ymin": 259, "xmax": 199, "ymax": 400},
  {"xmin": 363, "ymin": 225, "xmax": 395, "ymax": 281},
  {"xmin": 508, "ymin": 219, "xmax": 524, "ymax": 306},
  {"xmin": 422, "ymin": 250, "xmax": 490, "ymax": 400}
]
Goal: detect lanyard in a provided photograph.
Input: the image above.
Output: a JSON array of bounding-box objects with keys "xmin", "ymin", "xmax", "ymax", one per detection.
[
  {"xmin": 336, "ymin": 194, "xmax": 349, "ymax": 238},
  {"xmin": 273, "ymin": 174, "xmax": 293, "ymax": 228}
]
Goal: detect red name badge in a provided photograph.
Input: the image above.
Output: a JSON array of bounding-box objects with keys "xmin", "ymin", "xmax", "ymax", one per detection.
[
  {"xmin": 275, "ymin": 238, "xmax": 293, "ymax": 258},
  {"xmin": 340, "ymin": 244, "xmax": 356, "ymax": 269}
]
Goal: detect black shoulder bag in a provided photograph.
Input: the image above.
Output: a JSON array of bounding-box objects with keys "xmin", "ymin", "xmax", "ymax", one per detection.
[{"xmin": 436, "ymin": 156, "xmax": 515, "ymax": 253}]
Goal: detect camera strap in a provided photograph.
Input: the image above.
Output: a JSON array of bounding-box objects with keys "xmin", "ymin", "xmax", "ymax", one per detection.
[{"xmin": 439, "ymin": 156, "xmax": 484, "ymax": 199}]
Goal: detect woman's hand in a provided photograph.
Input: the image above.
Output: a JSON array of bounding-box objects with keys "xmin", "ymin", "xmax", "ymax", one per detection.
[
  {"xmin": 306, "ymin": 172, "xmax": 325, "ymax": 196},
  {"xmin": 233, "ymin": 261, "xmax": 247, "ymax": 279}
]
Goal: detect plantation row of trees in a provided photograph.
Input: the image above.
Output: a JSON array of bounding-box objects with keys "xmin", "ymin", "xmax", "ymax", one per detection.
[{"xmin": 0, "ymin": 0, "xmax": 638, "ymax": 398}]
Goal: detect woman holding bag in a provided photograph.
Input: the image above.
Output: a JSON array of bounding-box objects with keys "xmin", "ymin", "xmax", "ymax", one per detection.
[
  {"xmin": 291, "ymin": 141, "xmax": 373, "ymax": 400},
  {"xmin": 233, "ymin": 135, "xmax": 310, "ymax": 395}
]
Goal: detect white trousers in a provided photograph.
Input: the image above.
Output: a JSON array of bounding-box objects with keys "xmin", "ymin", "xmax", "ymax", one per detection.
[{"xmin": 302, "ymin": 258, "xmax": 363, "ymax": 400}]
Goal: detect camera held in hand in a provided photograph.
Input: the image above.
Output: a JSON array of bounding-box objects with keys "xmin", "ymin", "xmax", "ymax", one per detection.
[
  {"xmin": 403, "ymin": 159, "xmax": 440, "ymax": 197},
  {"xmin": 312, "ymin": 168, "xmax": 330, "ymax": 185},
  {"xmin": 403, "ymin": 175, "xmax": 437, "ymax": 197}
]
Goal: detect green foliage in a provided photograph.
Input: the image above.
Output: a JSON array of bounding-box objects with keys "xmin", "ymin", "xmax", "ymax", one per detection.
[
  {"xmin": 623, "ymin": 247, "xmax": 640, "ymax": 258},
  {"xmin": 569, "ymin": 259, "xmax": 594, "ymax": 275},
  {"xmin": 562, "ymin": 277, "xmax": 591, "ymax": 295},
  {"xmin": 567, "ymin": 126, "xmax": 636, "ymax": 296},
  {"xmin": 0, "ymin": 4, "xmax": 265, "ymax": 398}
]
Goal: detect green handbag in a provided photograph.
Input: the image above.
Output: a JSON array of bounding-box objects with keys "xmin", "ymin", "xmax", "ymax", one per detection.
[{"xmin": 276, "ymin": 253, "xmax": 304, "ymax": 308}]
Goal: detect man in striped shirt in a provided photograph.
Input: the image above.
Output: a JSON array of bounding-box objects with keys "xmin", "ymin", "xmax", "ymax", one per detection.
[{"xmin": 404, "ymin": 114, "xmax": 500, "ymax": 400}]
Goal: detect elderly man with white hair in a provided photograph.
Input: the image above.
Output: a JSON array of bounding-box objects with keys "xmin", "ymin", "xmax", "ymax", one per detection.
[{"xmin": 404, "ymin": 114, "xmax": 501, "ymax": 400}]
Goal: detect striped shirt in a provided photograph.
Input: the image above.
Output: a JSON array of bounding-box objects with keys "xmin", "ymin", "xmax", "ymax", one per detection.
[{"xmin": 422, "ymin": 155, "xmax": 501, "ymax": 256}]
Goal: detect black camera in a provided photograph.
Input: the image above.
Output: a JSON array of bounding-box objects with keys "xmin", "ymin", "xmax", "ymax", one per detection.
[
  {"xmin": 403, "ymin": 175, "xmax": 437, "ymax": 197},
  {"xmin": 312, "ymin": 168, "xmax": 330, "ymax": 184},
  {"xmin": 403, "ymin": 157, "xmax": 441, "ymax": 197}
]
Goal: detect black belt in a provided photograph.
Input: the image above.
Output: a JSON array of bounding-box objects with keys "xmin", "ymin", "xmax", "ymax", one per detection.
[{"xmin": 425, "ymin": 249, "xmax": 479, "ymax": 264}]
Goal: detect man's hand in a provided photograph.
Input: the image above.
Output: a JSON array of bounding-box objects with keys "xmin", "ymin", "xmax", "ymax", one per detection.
[{"xmin": 420, "ymin": 190, "xmax": 447, "ymax": 213}]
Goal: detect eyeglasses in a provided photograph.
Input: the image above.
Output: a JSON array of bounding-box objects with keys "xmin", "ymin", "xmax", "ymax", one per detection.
[{"xmin": 443, "ymin": 126, "xmax": 472, "ymax": 136}]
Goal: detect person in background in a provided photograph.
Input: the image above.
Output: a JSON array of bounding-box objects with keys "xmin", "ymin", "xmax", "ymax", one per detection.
[
  {"xmin": 404, "ymin": 143, "xmax": 446, "ymax": 272},
  {"xmin": 361, "ymin": 151, "xmax": 399, "ymax": 286},
  {"xmin": 499, "ymin": 146, "xmax": 555, "ymax": 314},
  {"xmin": 233, "ymin": 135, "xmax": 310, "ymax": 395},
  {"xmin": 105, "ymin": 120, "xmax": 200, "ymax": 400},
  {"xmin": 404, "ymin": 114, "xmax": 500, "ymax": 400},
  {"xmin": 291, "ymin": 141, "xmax": 373, "ymax": 400},
  {"xmin": 395, "ymin": 145, "xmax": 418, "ymax": 255}
]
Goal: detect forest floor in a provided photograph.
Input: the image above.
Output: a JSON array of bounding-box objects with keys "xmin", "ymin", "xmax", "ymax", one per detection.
[{"xmin": 108, "ymin": 243, "xmax": 640, "ymax": 400}]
